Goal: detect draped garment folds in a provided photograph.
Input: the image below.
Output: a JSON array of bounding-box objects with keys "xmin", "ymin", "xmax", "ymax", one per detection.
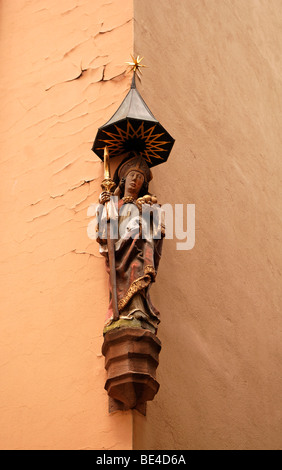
[{"xmin": 97, "ymin": 198, "xmax": 163, "ymax": 330}]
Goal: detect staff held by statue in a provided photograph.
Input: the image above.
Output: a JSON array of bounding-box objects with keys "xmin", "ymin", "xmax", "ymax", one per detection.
[{"xmin": 101, "ymin": 146, "xmax": 119, "ymax": 321}]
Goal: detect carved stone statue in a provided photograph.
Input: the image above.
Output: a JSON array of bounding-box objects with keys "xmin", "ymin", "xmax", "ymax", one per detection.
[
  {"xmin": 92, "ymin": 57, "xmax": 174, "ymax": 412},
  {"xmin": 97, "ymin": 152, "xmax": 164, "ymax": 335}
]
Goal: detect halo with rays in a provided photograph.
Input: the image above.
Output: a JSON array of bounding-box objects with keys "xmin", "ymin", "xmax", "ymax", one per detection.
[
  {"xmin": 92, "ymin": 56, "xmax": 175, "ymax": 168},
  {"xmin": 95, "ymin": 119, "xmax": 173, "ymax": 167}
]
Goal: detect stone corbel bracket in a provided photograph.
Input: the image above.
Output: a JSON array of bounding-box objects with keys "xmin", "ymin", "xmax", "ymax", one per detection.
[{"xmin": 102, "ymin": 328, "xmax": 161, "ymax": 415}]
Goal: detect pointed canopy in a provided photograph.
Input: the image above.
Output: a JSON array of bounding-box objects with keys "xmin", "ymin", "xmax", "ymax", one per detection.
[{"xmin": 92, "ymin": 75, "xmax": 175, "ymax": 168}]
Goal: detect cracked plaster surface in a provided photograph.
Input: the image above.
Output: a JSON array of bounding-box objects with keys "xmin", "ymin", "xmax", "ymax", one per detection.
[{"xmin": 0, "ymin": 0, "xmax": 133, "ymax": 450}]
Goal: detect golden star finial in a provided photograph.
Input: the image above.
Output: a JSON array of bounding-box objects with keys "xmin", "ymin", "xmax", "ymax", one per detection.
[{"xmin": 126, "ymin": 55, "xmax": 147, "ymax": 78}]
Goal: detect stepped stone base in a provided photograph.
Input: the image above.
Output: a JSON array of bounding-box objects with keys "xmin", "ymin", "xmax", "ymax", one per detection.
[{"xmin": 102, "ymin": 327, "xmax": 161, "ymax": 414}]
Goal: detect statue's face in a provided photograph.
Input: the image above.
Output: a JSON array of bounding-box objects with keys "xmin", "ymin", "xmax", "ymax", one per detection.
[{"xmin": 124, "ymin": 170, "xmax": 145, "ymax": 198}]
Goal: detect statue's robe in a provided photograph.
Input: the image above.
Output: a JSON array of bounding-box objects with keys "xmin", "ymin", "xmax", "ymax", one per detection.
[{"xmin": 98, "ymin": 199, "xmax": 163, "ymax": 330}]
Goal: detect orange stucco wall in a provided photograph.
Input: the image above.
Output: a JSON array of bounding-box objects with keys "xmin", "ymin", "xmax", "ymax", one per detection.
[
  {"xmin": 134, "ymin": 0, "xmax": 282, "ymax": 450},
  {"xmin": 0, "ymin": 0, "xmax": 133, "ymax": 450}
]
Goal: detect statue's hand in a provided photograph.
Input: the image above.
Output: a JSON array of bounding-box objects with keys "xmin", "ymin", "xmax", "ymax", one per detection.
[
  {"xmin": 136, "ymin": 194, "xmax": 158, "ymax": 210},
  {"xmin": 99, "ymin": 191, "xmax": 111, "ymax": 205}
]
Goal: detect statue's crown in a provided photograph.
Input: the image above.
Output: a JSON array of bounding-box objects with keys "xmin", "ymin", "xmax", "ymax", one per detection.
[{"xmin": 118, "ymin": 155, "xmax": 152, "ymax": 182}]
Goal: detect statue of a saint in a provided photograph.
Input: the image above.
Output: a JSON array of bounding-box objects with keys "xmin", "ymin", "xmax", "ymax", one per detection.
[{"xmin": 97, "ymin": 153, "xmax": 165, "ymax": 334}]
